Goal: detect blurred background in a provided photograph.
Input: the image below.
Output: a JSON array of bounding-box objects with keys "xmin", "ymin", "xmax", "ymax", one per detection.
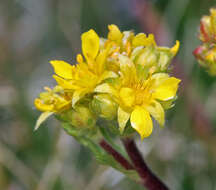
[{"xmin": 0, "ymin": 0, "xmax": 216, "ymax": 189}]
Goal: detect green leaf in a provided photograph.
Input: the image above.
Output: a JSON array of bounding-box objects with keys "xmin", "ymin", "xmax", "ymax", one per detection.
[{"xmin": 61, "ymin": 122, "xmax": 139, "ymax": 181}]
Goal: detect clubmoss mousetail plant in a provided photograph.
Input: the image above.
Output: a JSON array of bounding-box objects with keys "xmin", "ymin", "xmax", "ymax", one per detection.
[{"xmin": 34, "ymin": 24, "xmax": 181, "ymax": 190}]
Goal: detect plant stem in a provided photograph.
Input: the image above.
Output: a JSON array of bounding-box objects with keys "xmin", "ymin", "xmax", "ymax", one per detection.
[
  {"xmin": 122, "ymin": 138, "xmax": 169, "ymax": 190},
  {"xmin": 99, "ymin": 139, "xmax": 134, "ymax": 170}
]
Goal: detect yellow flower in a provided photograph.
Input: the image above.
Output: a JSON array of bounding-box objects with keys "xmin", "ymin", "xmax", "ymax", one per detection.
[
  {"xmin": 95, "ymin": 55, "xmax": 180, "ymax": 139},
  {"xmin": 50, "ymin": 29, "xmax": 117, "ymax": 106},
  {"xmin": 34, "ymin": 86, "xmax": 72, "ymax": 130}
]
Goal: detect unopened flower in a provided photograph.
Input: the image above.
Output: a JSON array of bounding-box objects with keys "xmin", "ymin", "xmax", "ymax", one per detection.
[
  {"xmin": 60, "ymin": 106, "xmax": 96, "ymax": 129},
  {"xmin": 194, "ymin": 8, "xmax": 216, "ymax": 75},
  {"xmin": 104, "ymin": 24, "xmax": 179, "ymax": 74},
  {"xmin": 199, "ymin": 8, "xmax": 216, "ymax": 43},
  {"xmin": 194, "ymin": 44, "xmax": 216, "ymax": 75},
  {"xmin": 91, "ymin": 94, "xmax": 118, "ymax": 120}
]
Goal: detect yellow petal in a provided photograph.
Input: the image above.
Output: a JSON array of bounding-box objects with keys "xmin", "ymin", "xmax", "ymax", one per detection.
[
  {"xmin": 132, "ymin": 33, "xmax": 156, "ymax": 47},
  {"xmin": 108, "ymin": 24, "xmax": 123, "ymax": 41},
  {"xmin": 53, "ymin": 75, "xmax": 75, "ymax": 89},
  {"xmin": 151, "ymin": 73, "xmax": 170, "ymax": 86},
  {"xmin": 100, "ymin": 71, "xmax": 118, "ymax": 81},
  {"xmin": 117, "ymin": 107, "xmax": 130, "ymax": 134},
  {"xmin": 118, "ymin": 54, "xmax": 135, "ymax": 71},
  {"xmin": 153, "ymin": 77, "xmax": 181, "ymax": 101},
  {"xmin": 50, "ymin": 60, "xmax": 73, "ymax": 79},
  {"xmin": 81, "ymin": 29, "xmax": 100, "ymax": 61},
  {"xmin": 119, "ymin": 87, "xmax": 135, "ymax": 107},
  {"xmin": 170, "ymin": 40, "xmax": 180, "ymax": 56},
  {"xmin": 146, "ymin": 101, "xmax": 165, "ymax": 127},
  {"xmin": 34, "ymin": 98, "xmax": 54, "ymax": 112},
  {"xmin": 130, "ymin": 107, "xmax": 153, "ymax": 139},
  {"xmin": 72, "ymin": 90, "xmax": 84, "ymax": 107},
  {"xmin": 132, "ymin": 33, "xmax": 147, "ymax": 47},
  {"xmin": 95, "ymin": 50, "xmax": 107, "ymax": 74},
  {"xmin": 147, "ymin": 34, "xmax": 156, "ymax": 46},
  {"xmin": 34, "ymin": 111, "xmax": 53, "ymax": 131},
  {"xmin": 94, "ymin": 83, "xmax": 118, "ymax": 97},
  {"xmin": 118, "ymin": 54, "xmax": 136, "ymax": 80},
  {"xmin": 55, "ymin": 100, "xmax": 71, "ymax": 111}
]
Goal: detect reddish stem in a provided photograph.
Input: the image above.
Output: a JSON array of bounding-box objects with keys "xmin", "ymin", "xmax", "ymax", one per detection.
[
  {"xmin": 123, "ymin": 138, "xmax": 169, "ymax": 190},
  {"xmin": 99, "ymin": 139, "xmax": 134, "ymax": 170}
]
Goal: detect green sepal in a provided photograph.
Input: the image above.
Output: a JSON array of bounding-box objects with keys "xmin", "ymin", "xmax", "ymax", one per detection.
[{"xmin": 61, "ymin": 122, "xmax": 99, "ymax": 140}]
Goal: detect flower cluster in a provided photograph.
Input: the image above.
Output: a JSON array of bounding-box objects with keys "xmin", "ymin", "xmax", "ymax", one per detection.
[
  {"xmin": 34, "ymin": 25, "xmax": 181, "ymax": 139},
  {"xmin": 194, "ymin": 8, "xmax": 216, "ymax": 75}
]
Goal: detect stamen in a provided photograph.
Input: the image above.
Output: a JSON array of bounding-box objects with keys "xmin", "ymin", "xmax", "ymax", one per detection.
[{"xmin": 44, "ymin": 87, "xmax": 52, "ymax": 92}]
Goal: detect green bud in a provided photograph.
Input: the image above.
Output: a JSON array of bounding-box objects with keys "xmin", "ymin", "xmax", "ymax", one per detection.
[
  {"xmin": 136, "ymin": 46, "xmax": 158, "ymax": 68},
  {"xmin": 91, "ymin": 94, "xmax": 117, "ymax": 120},
  {"xmin": 157, "ymin": 50, "xmax": 172, "ymax": 71},
  {"xmin": 57, "ymin": 106, "xmax": 96, "ymax": 129},
  {"xmin": 133, "ymin": 45, "xmax": 177, "ymax": 74},
  {"xmin": 199, "ymin": 8, "xmax": 216, "ymax": 43}
]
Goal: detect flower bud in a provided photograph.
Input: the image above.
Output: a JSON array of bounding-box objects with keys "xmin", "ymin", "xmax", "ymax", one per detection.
[
  {"xmin": 199, "ymin": 8, "xmax": 216, "ymax": 43},
  {"xmin": 193, "ymin": 44, "xmax": 216, "ymax": 75},
  {"xmin": 133, "ymin": 43, "xmax": 178, "ymax": 76},
  {"xmin": 58, "ymin": 106, "xmax": 96, "ymax": 129},
  {"xmin": 91, "ymin": 94, "xmax": 117, "ymax": 120},
  {"xmin": 194, "ymin": 8, "xmax": 216, "ymax": 76},
  {"xmin": 135, "ymin": 46, "xmax": 157, "ymax": 68}
]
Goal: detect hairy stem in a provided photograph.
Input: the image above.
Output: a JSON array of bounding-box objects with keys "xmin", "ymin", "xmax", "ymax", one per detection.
[
  {"xmin": 99, "ymin": 139, "xmax": 134, "ymax": 170},
  {"xmin": 122, "ymin": 138, "xmax": 169, "ymax": 190}
]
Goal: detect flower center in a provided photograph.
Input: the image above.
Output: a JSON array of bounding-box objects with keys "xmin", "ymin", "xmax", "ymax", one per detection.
[
  {"xmin": 135, "ymin": 77, "xmax": 155, "ymax": 104},
  {"xmin": 120, "ymin": 78, "xmax": 155, "ymax": 108}
]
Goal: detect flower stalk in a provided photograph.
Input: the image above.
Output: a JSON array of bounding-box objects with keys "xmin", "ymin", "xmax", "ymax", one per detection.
[
  {"xmin": 122, "ymin": 138, "xmax": 168, "ymax": 190},
  {"xmin": 99, "ymin": 139, "xmax": 134, "ymax": 170},
  {"xmin": 100, "ymin": 138, "xmax": 169, "ymax": 190}
]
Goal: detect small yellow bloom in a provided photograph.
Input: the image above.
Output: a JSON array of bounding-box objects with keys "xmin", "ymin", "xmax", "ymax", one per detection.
[
  {"xmin": 34, "ymin": 86, "xmax": 72, "ymax": 130},
  {"xmin": 34, "ymin": 86, "xmax": 71, "ymax": 112},
  {"xmin": 50, "ymin": 29, "xmax": 117, "ymax": 106}
]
